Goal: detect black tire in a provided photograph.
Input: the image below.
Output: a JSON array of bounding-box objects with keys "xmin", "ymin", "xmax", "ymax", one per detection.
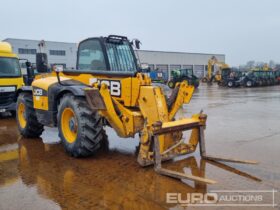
[
  {"xmin": 246, "ymin": 80, "xmax": 253, "ymax": 87},
  {"xmin": 57, "ymin": 94, "xmax": 106, "ymax": 157},
  {"xmin": 16, "ymin": 93, "xmax": 44, "ymax": 138},
  {"xmin": 167, "ymin": 80, "xmax": 175, "ymax": 89},
  {"xmin": 267, "ymin": 80, "xmax": 272, "ymax": 86},
  {"xmin": 227, "ymin": 81, "xmax": 234, "ymax": 88},
  {"xmin": 201, "ymin": 77, "xmax": 207, "ymax": 83},
  {"xmin": 10, "ymin": 110, "xmax": 16, "ymax": 117}
]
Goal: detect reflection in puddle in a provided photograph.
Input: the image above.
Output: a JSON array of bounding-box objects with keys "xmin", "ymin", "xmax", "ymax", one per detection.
[
  {"xmin": 0, "ymin": 129, "xmax": 261, "ymax": 210},
  {"xmin": 15, "ymin": 138, "xmax": 210, "ymax": 209}
]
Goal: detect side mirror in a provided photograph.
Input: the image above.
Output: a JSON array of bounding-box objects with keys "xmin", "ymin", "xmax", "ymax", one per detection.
[
  {"xmin": 25, "ymin": 61, "xmax": 34, "ymax": 77},
  {"xmin": 135, "ymin": 39, "xmax": 141, "ymax": 49},
  {"xmin": 25, "ymin": 61, "xmax": 32, "ymax": 68},
  {"xmin": 36, "ymin": 53, "xmax": 48, "ymax": 73}
]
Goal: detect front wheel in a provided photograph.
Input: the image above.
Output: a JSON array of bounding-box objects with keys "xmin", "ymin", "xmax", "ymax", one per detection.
[
  {"xmin": 16, "ymin": 93, "xmax": 44, "ymax": 138},
  {"xmin": 201, "ymin": 77, "xmax": 208, "ymax": 83},
  {"xmin": 58, "ymin": 94, "xmax": 107, "ymax": 157},
  {"xmin": 10, "ymin": 110, "xmax": 16, "ymax": 117}
]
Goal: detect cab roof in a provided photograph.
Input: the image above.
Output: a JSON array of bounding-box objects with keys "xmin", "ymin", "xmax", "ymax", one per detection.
[{"xmin": 0, "ymin": 42, "xmax": 17, "ymax": 58}]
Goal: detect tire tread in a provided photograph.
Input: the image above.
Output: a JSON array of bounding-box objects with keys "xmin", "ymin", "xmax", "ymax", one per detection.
[{"xmin": 58, "ymin": 94, "xmax": 107, "ymax": 157}]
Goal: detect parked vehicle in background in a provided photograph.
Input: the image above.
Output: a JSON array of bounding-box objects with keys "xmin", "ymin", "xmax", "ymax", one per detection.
[
  {"xmin": 254, "ymin": 71, "xmax": 276, "ymax": 86},
  {"xmin": 148, "ymin": 70, "xmax": 166, "ymax": 83},
  {"xmin": 202, "ymin": 56, "xmax": 230, "ymax": 84},
  {"xmin": 274, "ymin": 70, "xmax": 280, "ymax": 84},
  {"xmin": 266, "ymin": 71, "xmax": 277, "ymax": 86},
  {"xmin": 218, "ymin": 68, "xmax": 243, "ymax": 87},
  {"xmin": 237, "ymin": 70, "xmax": 277, "ymax": 87},
  {"xmin": 167, "ymin": 68, "xmax": 199, "ymax": 88},
  {"xmin": 0, "ymin": 42, "xmax": 24, "ymax": 115},
  {"xmin": 140, "ymin": 64, "xmax": 168, "ymax": 83}
]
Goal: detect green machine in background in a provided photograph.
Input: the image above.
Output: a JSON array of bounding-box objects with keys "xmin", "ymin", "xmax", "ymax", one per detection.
[{"xmin": 168, "ymin": 68, "xmax": 200, "ymax": 89}]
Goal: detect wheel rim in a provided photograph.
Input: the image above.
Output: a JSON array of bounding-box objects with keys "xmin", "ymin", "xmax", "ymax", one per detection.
[
  {"xmin": 168, "ymin": 82, "xmax": 174, "ymax": 88},
  {"xmin": 18, "ymin": 102, "xmax": 27, "ymax": 128},
  {"xmin": 61, "ymin": 108, "xmax": 78, "ymax": 143}
]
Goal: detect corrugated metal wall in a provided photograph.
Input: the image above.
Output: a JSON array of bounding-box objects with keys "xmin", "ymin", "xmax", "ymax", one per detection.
[{"xmin": 137, "ymin": 50, "xmax": 225, "ymax": 79}]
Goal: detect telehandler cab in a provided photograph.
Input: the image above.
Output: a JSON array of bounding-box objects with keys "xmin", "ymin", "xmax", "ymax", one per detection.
[{"xmin": 16, "ymin": 35, "xmax": 257, "ymax": 184}]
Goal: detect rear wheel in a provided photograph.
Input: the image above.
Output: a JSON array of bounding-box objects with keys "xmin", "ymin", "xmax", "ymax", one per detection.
[
  {"xmin": 201, "ymin": 77, "xmax": 208, "ymax": 83},
  {"xmin": 246, "ymin": 80, "xmax": 253, "ymax": 87},
  {"xmin": 227, "ymin": 81, "xmax": 234, "ymax": 88},
  {"xmin": 267, "ymin": 79, "xmax": 272, "ymax": 85},
  {"xmin": 16, "ymin": 93, "xmax": 44, "ymax": 138},
  {"xmin": 167, "ymin": 80, "xmax": 175, "ymax": 89},
  {"xmin": 58, "ymin": 94, "xmax": 106, "ymax": 157}
]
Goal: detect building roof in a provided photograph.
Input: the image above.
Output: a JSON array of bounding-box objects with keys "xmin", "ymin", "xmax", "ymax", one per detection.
[
  {"xmin": 137, "ymin": 49, "xmax": 225, "ymax": 56},
  {"xmin": 3, "ymin": 38, "xmax": 76, "ymax": 45}
]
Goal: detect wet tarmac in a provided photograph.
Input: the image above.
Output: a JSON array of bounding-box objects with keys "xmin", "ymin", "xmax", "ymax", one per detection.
[{"xmin": 0, "ymin": 84, "xmax": 280, "ymax": 210}]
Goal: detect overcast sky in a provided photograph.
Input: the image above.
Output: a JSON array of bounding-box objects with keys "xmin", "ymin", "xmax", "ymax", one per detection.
[{"xmin": 1, "ymin": 0, "xmax": 280, "ymax": 65}]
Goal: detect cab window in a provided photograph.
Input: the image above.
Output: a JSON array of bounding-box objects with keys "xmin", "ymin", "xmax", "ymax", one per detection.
[
  {"xmin": 0, "ymin": 57, "xmax": 21, "ymax": 77},
  {"xmin": 77, "ymin": 40, "xmax": 107, "ymax": 71}
]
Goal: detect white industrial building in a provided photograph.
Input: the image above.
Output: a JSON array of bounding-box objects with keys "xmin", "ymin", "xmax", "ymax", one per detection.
[
  {"xmin": 3, "ymin": 38, "xmax": 225, "ymax": 79},
  {"xmin": 3, "ymin": 38, "xmax": 77, "ymax": 69},
  {"xmin": 135, "ymin": 50, "xmax": 225, "ymax": 79}
]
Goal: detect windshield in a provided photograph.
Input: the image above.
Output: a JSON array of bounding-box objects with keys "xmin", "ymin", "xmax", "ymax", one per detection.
[
  {"xmin": 180, "ymin": 69, "xmax": 193, "ymax": 77},
  {"xmin": 187, "ymin": 69, "xmax": 193, "ymax": 75},
  {"xmin": 245, "ymin": 72, "xmax": 253, "ymax": 76},
  {"xmin": 0, "ymin": 57, "xmax": 21, "ymax": 77},
  {"xmin": 105, "ymin": 41, "xmax": 137, "ymax": 72},
  {"xmin": 221, "ymin": 69, "xmax": 230, "ymax": 76},
  {"xmin": 78, "ymin": 39, "xmax": 107, "ymax": 71},
  {"xmin": 172, "ymin": 70, "xmax": 181, "ymax": 77},
  {"xmin": 77, "ymin": 39, "xmax": 137, "ymax": 72}
]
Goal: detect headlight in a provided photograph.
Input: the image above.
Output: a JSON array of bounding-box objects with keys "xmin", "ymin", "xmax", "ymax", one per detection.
[{"xmin": 0, "ymin": 86, "xmax": 16, "ymax": 93}]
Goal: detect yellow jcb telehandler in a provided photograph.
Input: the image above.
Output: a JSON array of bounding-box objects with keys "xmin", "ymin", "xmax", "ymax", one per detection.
[{"xmin": 16, "ymin": 35, "xmax": 256, "ymax": 184}]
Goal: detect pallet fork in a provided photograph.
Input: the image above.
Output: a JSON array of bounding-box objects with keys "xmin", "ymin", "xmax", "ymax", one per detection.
[{"xmin": 152, "ymin": 119, "xmax": 258, "ymax": 184}]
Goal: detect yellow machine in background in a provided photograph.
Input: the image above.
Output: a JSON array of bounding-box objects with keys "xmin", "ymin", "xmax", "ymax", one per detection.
[
  {"xmin": 0, "ymin": 42, "xmax": 24, "ymax": 115},
  {"xmin": 16, "ymin": 35, "xmax": 256, "ymax": 184},
  {"xmin": 263, "ymin": 63, "xmax": 269, "ymax": 71},
  {"xmin": 251, "ymin": 63, "xmax": 270, "ymax": 71},
  {"xmin": 202, "ymin": 56, "xmax": 230, "ymax": 84}
]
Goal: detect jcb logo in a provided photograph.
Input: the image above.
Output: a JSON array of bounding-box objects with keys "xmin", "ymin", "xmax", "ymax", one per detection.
[
  {"xmin": 33, "ymin": 88, "xmax": 43, "ymax": 96},
  {"xmin": 89, "ymin": 79, "xmax": 121, "ymax": 97}
]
